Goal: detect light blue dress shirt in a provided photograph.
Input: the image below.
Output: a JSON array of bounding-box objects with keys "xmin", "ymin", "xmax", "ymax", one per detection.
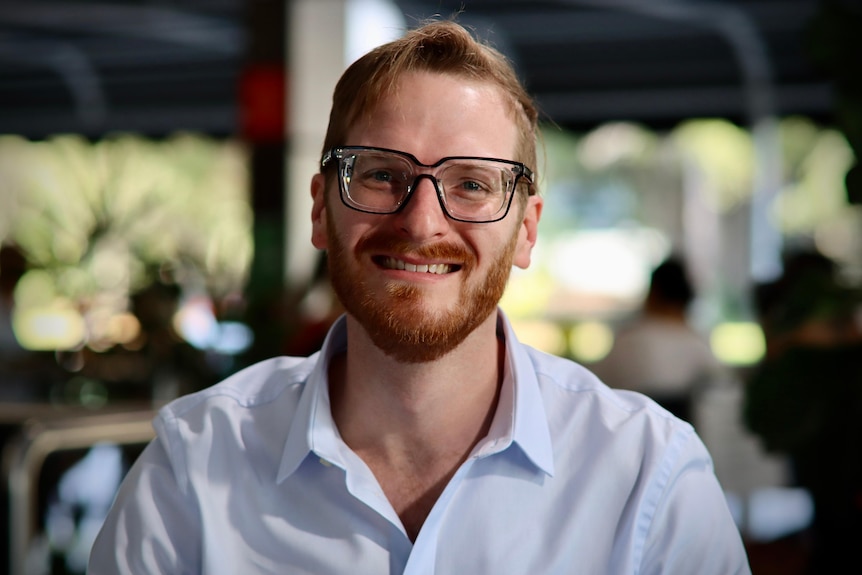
[{"xmin": 88, "ymin": 311, "xmax": 751, "ymax": 574}]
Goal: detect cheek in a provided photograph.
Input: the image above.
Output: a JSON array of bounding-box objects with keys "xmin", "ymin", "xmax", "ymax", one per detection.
[
  {"xmin": 464, "ymin": 229, "xmax": 513, "ymax": 270},
  {"xmin": 326, "ymin": 209, "xmax": 377, "ymax": 257}
]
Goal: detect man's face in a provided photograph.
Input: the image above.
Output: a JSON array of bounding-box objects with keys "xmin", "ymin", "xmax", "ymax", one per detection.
[{"xmin": 311, "ymin": 71, "xmax": 542, "ymax": 362}]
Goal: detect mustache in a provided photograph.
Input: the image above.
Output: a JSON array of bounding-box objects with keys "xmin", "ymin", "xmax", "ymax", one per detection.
[{"xmin": 356, "ymin": 233, "xmax": 475, "ymax": 267}]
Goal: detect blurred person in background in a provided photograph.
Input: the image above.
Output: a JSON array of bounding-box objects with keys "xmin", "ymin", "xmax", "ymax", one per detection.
[
  {"xmin": 89, "ymin": 20, "xmax": 748, "ymax": 574},
  {"xmin": 744, "ymin": 250, "xmax": 862, "ymax": 574},
  {"xmin": 0, "ymin": 243, "xmax": 27, "ymax": 365},
  {"xmin": 127, "ymin": 281, "xmax": 218, "ymax": 401},
  {"xmin": 0, "ymin": 242, "xmax": 56, "ymax": 402},
  {"xmin": 591, "ymin": 255, "xmax": 726, "ymax": 426}
]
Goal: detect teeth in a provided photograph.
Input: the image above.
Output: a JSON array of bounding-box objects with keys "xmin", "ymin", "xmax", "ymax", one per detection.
[{"xmin": 384, "ymin": 257, "xmax": 450, "ymax": 274}]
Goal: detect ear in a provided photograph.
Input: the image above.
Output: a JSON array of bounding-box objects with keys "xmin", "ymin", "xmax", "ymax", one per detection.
[
  {"xmin": 310, "ymin": 173, "xmax": 328, "ymax": 249},
  {"xmin": 513, "ymin": 194, "xmax": 542, "ymax": 269}
]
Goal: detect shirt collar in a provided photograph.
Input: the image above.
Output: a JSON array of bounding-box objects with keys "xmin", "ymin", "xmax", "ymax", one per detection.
[
  {"xmin": 493, "ymin": 310, "xmax": 555, "ymax": 477},
  {"xmin": 277, "ymin": 315, "xmax": 348, "ymax": 483},
  {"xmin": 277, "ymin": 310, "xmax": 555, "ymax": 483}
]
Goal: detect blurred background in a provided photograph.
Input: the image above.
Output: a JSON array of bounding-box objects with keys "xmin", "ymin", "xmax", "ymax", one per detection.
[{"xmin": 1, "ymin": 0, "xmax": 860, "ymax": 573}]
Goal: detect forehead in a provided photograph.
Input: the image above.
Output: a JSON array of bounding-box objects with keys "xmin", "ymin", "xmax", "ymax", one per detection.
[{"xmin": 346, "ymin": 71, "xmax": 520, "ymax": 163}]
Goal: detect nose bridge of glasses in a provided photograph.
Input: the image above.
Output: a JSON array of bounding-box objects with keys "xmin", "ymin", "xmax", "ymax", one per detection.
[
  {"xmin": 404, "ymin": 172, "xmax": 447, "ymax": 211},
  {"xmin": 409, "ymin": 171, "xmax": 443, "ymax": 191}
]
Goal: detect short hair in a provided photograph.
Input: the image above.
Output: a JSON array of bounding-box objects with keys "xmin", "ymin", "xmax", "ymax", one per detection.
[
  {"xmin": 755, "ymin": 250, "xmax": 861, "ymax": 334},
  {"xmin": 649, "ymin": 257, "xmax": 694, "ymax": 308},
  {"xmin": 320, "ymin": 20, "xmax": 539, "ymax": 196}
]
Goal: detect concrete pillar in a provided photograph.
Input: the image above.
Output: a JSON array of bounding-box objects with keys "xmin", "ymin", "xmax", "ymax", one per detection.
[{"xmin": 285, "ymin": 0, "xmax": 404, "ymax": 289}]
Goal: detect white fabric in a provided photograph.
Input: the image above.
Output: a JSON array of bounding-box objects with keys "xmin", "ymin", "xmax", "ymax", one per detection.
[
  {"xmin": 590, "ymin": 316, "xmax": 724, "ymax": 395},
  {"xmin": 88, "ymin": 311, "xmax": 750, "ymax": 574}
]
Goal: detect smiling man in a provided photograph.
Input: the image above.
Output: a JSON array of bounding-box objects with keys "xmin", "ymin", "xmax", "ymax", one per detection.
[
  {"xmin": 316, "ymin": 72, "xmax": 535, "ymax": 365},
  {"xmin": 89, "ymin": 20, "xmax": 751, "ymax": 574}
]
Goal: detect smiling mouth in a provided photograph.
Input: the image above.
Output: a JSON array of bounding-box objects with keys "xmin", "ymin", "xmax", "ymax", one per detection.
[{"xmin": 376, "ymin": 256, "xmax": 459, "ymax": 274}]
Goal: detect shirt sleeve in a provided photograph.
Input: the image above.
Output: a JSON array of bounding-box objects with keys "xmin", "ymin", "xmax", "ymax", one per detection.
[
  {"xmin": 87, "ymin": 435, "xmax": 202, "ymax": 574},
  {"xmin": 639, "ymin": 430, "xmax": 751, "ymax": 575}
]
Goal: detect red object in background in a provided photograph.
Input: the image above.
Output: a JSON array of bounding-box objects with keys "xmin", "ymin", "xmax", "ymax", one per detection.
[{"xmin": 240, "ymin": 64, "xmax": 287, "ymax": 143}]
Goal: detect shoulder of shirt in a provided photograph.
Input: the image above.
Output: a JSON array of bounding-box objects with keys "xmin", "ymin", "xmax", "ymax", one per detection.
[
  {"xmin": 519, "ymin": 343, "xmax": 690, "ymax": 426},
  {"xmin": 157, "ymin": 354, "xmax": 318, "ymax": 420}
]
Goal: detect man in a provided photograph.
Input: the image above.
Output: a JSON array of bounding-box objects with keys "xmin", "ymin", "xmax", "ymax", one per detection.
[
  {"xmin": 745, "ymin": 250, "xmax": 862, "ymax": 574},
  {"xmin": 89, "ymin": 20, "xmax": 750, "ymax": 574},
  {"xmin": 590, "ymin": 256, "xmax": 727, "ymax": 425}
]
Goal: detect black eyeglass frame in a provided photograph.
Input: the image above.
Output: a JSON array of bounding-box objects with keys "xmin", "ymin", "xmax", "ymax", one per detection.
[{"xmin": 320, "ymin": 146, "xmax": 535, "ymax": 224}]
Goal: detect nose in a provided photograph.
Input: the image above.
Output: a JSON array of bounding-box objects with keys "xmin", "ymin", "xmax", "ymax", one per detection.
[{"xmin": 392, "ymin": 175, "xmax": 450, "ymax": 240}]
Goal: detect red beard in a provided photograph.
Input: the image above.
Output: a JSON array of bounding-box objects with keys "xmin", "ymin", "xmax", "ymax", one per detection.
[{"xmin": 326, "ymin": 213, "xmax": 517, "ymax": 363}]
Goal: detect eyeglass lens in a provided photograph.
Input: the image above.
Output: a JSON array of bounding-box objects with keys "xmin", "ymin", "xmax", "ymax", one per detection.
[{"xmin": 342, "ymin": 150, "xmax": 514, "ymax": 221}]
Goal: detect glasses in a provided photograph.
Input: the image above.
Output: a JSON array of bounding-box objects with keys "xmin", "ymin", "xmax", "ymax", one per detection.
[{"xmin": 321, "ymin": 146, "xmax": 534, "ymax": 223}]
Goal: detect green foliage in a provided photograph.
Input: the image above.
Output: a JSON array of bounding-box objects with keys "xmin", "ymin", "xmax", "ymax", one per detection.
[{"xmin": 0, "ymin": 132, "xmax": 252, "ymax": 312}]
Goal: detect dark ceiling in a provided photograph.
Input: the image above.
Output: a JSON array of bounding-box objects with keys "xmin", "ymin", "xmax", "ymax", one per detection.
[
  {"xmin": 398, "ymin": 0, "xmax": 836, "ymax": 130},
  {"xmin": 0, "ymin": 0, "xmax": 842, "ymax": 140}
]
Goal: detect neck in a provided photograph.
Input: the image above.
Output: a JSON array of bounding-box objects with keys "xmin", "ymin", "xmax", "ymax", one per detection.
[
  {"xmin": 328, "ymin": 312, "xmax": 505, "ymax": 541},
  {"xmin": 645, "ymin": 300, "xmax": 687, "ymax": 323},
  {"xmin": 330, "ymin": 311, "xmax": 503, "ymax": 458}
]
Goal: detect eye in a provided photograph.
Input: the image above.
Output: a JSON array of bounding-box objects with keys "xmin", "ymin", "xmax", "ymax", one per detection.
[
  {"xmin": 460, "ymin": 180, "xmax": 483, "ymax": 192},
  {"xmin": 444, "ymin": 166, "xmax": 499, "ymax": 197},
  {"xmin": 353, "ymin": 153, "xmax": 411, "ymax": 189},
  {"xmin": 371, "ymin": 169, "xmax": 394, "ymax": 183}
]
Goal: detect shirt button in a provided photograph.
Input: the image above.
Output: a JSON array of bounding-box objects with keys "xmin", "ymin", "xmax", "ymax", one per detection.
[{"xmin": 319, "ymin": 457, "xmax": 333, "ymax": 467}]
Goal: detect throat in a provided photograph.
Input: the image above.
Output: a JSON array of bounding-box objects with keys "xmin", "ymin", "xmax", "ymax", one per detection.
[{"xmin": 373, "ymin": 462, "xmax": 457, "ymax": 542}]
